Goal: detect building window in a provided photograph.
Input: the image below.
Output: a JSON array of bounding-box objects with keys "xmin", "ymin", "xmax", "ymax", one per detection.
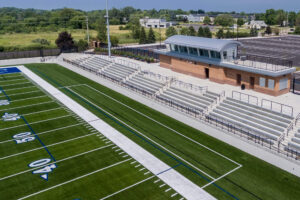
[
  {"xmin": 174, "ymin": 45, "xmax": 179, "ymax": 52},
  {"xmin": 189, "ymin": 47, "xmax": 198, "ymax": 56},
  {"xmin": 210, "ymin": 51, "xmax": 221, "ymax": 59},
  {"xmin": 179, "ymin": 46, "xmax": 188, "ymax": 54},
  {"xmin": 223, "ymin": 51, "xmax": 227, "ymax": 59},
  {"xmin": 259, "ymin": 77, "xmax": 266, "ymax": 87},
  {"xmin": 279, "ymin": 78, "xmax": 288, "ymax": 90},
  {"xmin": 268, "ymin": 79, "xmax": 275, "ymax": 90},
  {"xmin": 199, "ymin": 49, "xmax": 209, "ymax": 57}
]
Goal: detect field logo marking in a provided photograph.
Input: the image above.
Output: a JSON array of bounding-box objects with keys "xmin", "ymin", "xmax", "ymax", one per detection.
[
  {"xmin": 13, "ymin": 132, "xmax": 35, "ymax": 144},
  {"xmin": 0, "ymin": 100, "xmax": 10, "ymax": 106},
  {"xmin": 28, "ymin": 158, "xmax": 57, "ymax": 181},
  {"xmin": 2, "ymin": 112, "xmax": 20, "ymax": 121}
]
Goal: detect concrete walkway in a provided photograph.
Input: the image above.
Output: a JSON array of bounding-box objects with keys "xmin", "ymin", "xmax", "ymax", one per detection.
[
  {"xmin": 56, "ymin": 59, "xmax": 300, "ymax": 178},
  {"xmin": 18, "ymin": 65, "xmax": 216, "ymax": 200}
]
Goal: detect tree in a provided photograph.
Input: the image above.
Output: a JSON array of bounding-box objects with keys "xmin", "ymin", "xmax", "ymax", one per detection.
[
  {"xmin": 180, "ymin": 27, "xmax": 189, "ymax": 35},
  {"xmin": 76, "ymin": 39, "xmax": 88, "ymax": 52},
  {"xmin": 214, "ymin": 14, "xmax": 234, "ymax": 27},
  {"xmin": 288, "ymin": 12, "xmax": 296, "ymax": 27},
  {"xmin": 166, "ymin": 26, "xmax": 177, "ymax": 38},
  {"xmin": 216, "ymin": 29, "xmax": 224, "ymax": 39},
  {"xmin": 188, "ymin": 26, "xmax": 196, "ymax": 36},
  {"xmin": 237, "ymin": 18, "xmax": 244, "ymax": 27},
  {"xmin": 96, "ymin": 19, "xmax": 107, "ymax": 42},
  {"xmin": 296, "ymin": 12, "xmax": 300, "ymax": 27},
  {"xmin": 294, "ymin": 26, "xmax": 300, "ymax": 35},
  {"xmin": 147, "ymin": 27, "xmax": 156, "ymax": 43},
  {"xmin": 265, "ymin": 26, "xmax": 272, "ymax": 35},
  {"xmin": 250, "ymin": 27, "xmax": 258, "ymax": 37},
  {"xmin": 197, "ymin": 26, "xmax": 204, "ymax": 37},
  {"xmin": 203, "ymin": 16, "xmax": 211, "ymax": 25},
  {"xmin": 139, "ymin": 27, "xmax": 147, "ymax": 44},
  {"xmin": 276, "ymin": 10, "xmax": 286, "ymax": 27},
  {"xmin": 225, "ymin": 30, "xmax": 234, "ymax": 38},
  {"xmin": 203, "ymin": 27, "xmax": 212, "ymax": 38},
  {"xmin": 110, "ymin": 35, "xmax": 119, "ymax": 46},
  {"xmin": 55, "ymin": 31, "xmax": 75, "ymax": 50},
  {"xmin": 264, "ymin": 9, "xmax": 276, "ymax": 25}
]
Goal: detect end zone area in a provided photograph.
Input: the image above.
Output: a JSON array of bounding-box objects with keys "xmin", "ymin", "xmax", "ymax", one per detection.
[{"xmin": 0, "ymin": 68, "xmax": 185, "ymax": 200}]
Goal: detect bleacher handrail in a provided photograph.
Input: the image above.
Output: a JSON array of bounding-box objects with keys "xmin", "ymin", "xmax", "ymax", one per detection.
[
  {"xmin": 295, "ymin": 113, "xmax": 300, "ymax": 125},
  {"xmin": 261, "ymin": 99, "xmax": 293, "ymax": 117},
  {"xmin": 232, "ymin": 91, "xmax": 258, "ymax": 106},
  {"xmin": 172, "ymin": 80, "xmax": 208, "ymax": 94}
]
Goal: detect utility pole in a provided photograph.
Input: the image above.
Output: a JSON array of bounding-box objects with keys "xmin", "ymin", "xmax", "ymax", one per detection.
[
  {"xmin": 105, "ymin": 0, "xmax": 111, "ymax": 57},
  {"xmin": 86, "ymin": 16, "xmax": 90, "ymax": 44}
]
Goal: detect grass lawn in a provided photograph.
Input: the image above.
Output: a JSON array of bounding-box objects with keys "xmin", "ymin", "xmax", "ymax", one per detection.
[
  {"xmin": 23, "ymin": 63, "xmax": 300, "ymax": 200},
  {"xmin": 0, "ymin": 25, "xmax": 167, "ymax": 50},
  {"xmin": 0, "ymin": 73, "xmax": 178, "ymax": 200}
]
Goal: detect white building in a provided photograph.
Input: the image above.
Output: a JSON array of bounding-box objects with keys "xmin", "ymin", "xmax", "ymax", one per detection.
[
  {"xmin": 139, "ymin": 18, "xmax": 177, "ymax": 28},
  {"xmin": 245, "ymin": 20, "xmax": 267, "ymax": 30}
]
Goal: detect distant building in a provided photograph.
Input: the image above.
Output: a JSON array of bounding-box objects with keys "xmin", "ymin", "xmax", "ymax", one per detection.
[
  {"xmin": 139, "ymin": 18, "xmax": 177, "ymax": 28},
  {"xmin": 245, "ymin": 20, "xmax": 267, "ymax": 30},
  {"xmin": 176, "ymin": 14, "xmax": 215, "ymax": 23}
]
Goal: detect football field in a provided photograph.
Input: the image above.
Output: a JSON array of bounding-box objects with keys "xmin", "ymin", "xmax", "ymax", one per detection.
[
  {"xmin": 0, "ymin": 72, "xmax": 183, "ymax": 200},
  {"xmin": 1, "ymin": 64, "xmax": 300, "ymax": 200}
]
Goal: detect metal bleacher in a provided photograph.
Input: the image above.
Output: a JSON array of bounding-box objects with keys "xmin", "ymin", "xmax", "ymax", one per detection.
[
  {"xmin": 288, "ymin": 129, "xmax": 300, "ymax": 151},
  {"xmin": 209, "ymin": 97, "xmax": 294, "ymax": 142}
]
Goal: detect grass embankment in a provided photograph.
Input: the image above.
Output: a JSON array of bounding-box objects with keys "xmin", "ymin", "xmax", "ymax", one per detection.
[{"xmin": 25, "ymin": 63, "xmax": 300, "ymax": 200}]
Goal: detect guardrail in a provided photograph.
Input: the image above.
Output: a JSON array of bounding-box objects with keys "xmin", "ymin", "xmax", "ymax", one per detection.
[
  {"xmin": 261, "ymin": 99, "xmax": 293, "ymax": 117},
  {"xmin": 232, "ymin": 91, "xmax": 258, "ymax": 105},
  {"xmin": 172, "ymin": 80, "xmax": 208, "ymax": 94},
  {"xmin": 295, "ymin": 113, "xmax": 300, "ymax": 125}
]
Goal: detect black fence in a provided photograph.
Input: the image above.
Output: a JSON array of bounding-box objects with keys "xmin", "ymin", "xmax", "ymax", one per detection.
[
  {"xmin": 291, "ymin": 73, "xmax": 300, "ymax": 95},
  {"xmin": 238, "ymin": 53, "xmax": 293, "ymax": 69},
  {"xmin": 0, "ymin": 49, "xmax": 62, "ymax": 60},
  {"xmin": 113, "ymin": 47, "xmax": 161, "ymax": 60}
]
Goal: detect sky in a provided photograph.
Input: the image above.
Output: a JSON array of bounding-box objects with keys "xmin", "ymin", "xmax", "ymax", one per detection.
[{"xmin": 0, "ymin": 0, "xmax": 299, "ymax": 12}]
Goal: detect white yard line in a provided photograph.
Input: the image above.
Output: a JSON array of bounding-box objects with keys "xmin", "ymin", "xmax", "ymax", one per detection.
[
  {"xmin": 21, "ymin": 107, "xmax": 63, "ymax": 117},
  {"xmin": 18, "ymin": 65, "xmax": 216, "ymax": 200},
  {"xmin": 2, "ymin": 90, "xmax": 41, "ymax": 97},
  {"xmin": 0, "ymin": 132, "xmax": 97, "ymax": 160},
  {"xmin": 3, "ymin": 86, "xmax": 37, "ymax": 92},
  {"xmin": 0, "ymin": 101, "xmax": 54, "ymax": 112},
  {"xmin": 0, "ymin": 78, "xmax": 26, "ymax": 83},
  {"xmin": 10, "ymin": 95, "xmax": 48, "ymax": 102},
  {"xmin": 69, "ymin": 88, "xmax": 216, "ymax": 180},
  {"xmin": 82, "ymin": 84, "xmax": 241, "ymax": 167},
  {"xmin": 0, "ymin": 123, "xmax": 84, "ymax": 144},
  {"xmin": 0, "ymin": 115, "xmax": 71, "ymax": 131},
  {"xmin": 18, "ymin": 158, "xmax": 132, "ymax": 200},
  {"xmin": 201, "ymin": 165, "xmax": 242, "ymax": 189},
  {"xmin": 0, "ymin": 144, "xmax": 114, "ymax": 181},
  {"xmin": 58, "ymin": 84, "xmax": 87, "ymax": 89},
  {"xmin": 99, "ymin": 176, "xmax": 155, "ymax": 200},
  {"xmin": 1, "ymin": 81, "xmax": 30, "ymax": 87}
]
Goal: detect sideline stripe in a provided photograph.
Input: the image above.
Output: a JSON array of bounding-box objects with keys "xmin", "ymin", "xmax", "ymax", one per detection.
[
  {"xmin": 21, "ymin": 116, "xmax": 56, "ymax": 161},
  {"xmin": 17, "ymin": 158, "xmax": 132, "ymax": 200}
]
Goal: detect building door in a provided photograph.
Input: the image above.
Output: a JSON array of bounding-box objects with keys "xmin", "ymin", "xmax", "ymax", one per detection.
[
  {"xmin": 250, "ymin": 77, "xmax": 255, "ymax": 89},
  {"xmin": 205, "ymin": 68, "xmax": 209, "ymax": 79},
  {"xmin": 236, "ymin": 74, "xmax": 241, "ymax": 85}
]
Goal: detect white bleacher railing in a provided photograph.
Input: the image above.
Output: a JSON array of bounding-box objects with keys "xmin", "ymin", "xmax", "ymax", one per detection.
[
  {"xmin": 232, "ymin": 91, "xmax": 258, "ymax": 105},
  {"xmin": 261, "ymin": 99, "xmax": 294, "ymax": 117},
  {"xmin": 115, "ymin": 59, "xmax": 140, "ymax": 70},
  {"xmin": 296, "ymin": 113, "xmax": 300, "ymax": 125},
  {"xmin": 142, "ymin": 71, "xmax": 171, "ymax": 83},
  {"xmin": 172, "ymin": 80, "xmax": 208, "ymax": 94}
]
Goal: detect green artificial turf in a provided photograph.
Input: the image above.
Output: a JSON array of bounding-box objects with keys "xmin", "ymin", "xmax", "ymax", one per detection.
[{"xmin": 21, "ymin": 63, "xmax": 300, "ymax": 200}]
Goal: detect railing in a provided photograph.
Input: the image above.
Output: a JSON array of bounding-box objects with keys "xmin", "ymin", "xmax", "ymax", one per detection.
[
  {"xmin": 261, "ymin": 99, "xmax": 293, "ymax": 117},
  {"xmin": 232, "ymin": 91, "xmax": 258, "ymax": 105},
  {"xmin": 287, "ymin": 123, "xmax": 294, "ymax": 136},
  {"xmin": 225, "ymin": 54, "xmax": 293, "ymax": 72},
  {"xmin": 172, "ymin": 80, "xmax": 208, "ymax": 94},
  {"xmin": 64, "ymin": 57, "xmax": 300, "ymax": 161},
  {"xmin": 295, "ymin": 113, "xmax": 300, "ymax": 125}
]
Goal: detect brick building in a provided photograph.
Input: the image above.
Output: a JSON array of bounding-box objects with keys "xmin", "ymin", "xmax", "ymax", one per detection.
[{"xmin": 155, "ymin": 35, "xmax": 296, "ymax": 96}]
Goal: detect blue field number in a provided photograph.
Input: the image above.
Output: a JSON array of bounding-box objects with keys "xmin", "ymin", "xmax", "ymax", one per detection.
[
  {"xmin": 29, "ymin": 158, "xmax": 57, "ymax": 181},
  {"xmin": 13, "ymin": 132, "xmax": 35, "ymax": 144}
]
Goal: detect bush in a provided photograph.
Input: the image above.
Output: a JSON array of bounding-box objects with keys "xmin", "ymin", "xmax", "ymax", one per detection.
[
  {"xmin": 32, "ymin": 38, "xmax": 51, "ymax": 46},
  {"xmin": 110, "ymin": 35, "xmax": 119, "ymax": 46},
  {"xmin": 0, "ymin": 46, "xmax": 4, "ymax": 52},
  {"xmin": 76, "ymin": 39, "xmax": 89, "ymax": 52}
]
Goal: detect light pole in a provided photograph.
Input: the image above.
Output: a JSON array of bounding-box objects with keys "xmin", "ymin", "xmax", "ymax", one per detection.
[
  {"xmin": 86, "ymin": 16, "xmax": 90, "ymax": 44},
  {"xmin": 105, "ymin": 0, "xmax": 111, "ymax": 57}
]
